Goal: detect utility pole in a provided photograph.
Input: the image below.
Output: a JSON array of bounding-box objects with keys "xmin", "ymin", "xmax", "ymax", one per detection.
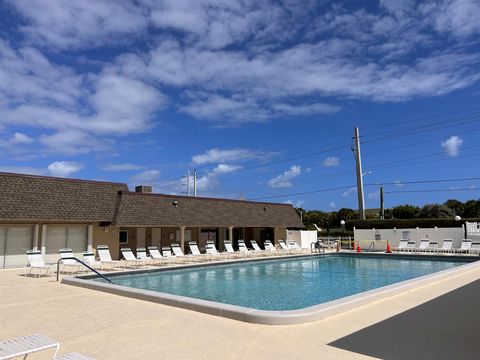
[
  {"xmin": 193, "ymin": 169, "xmax": 197, "ymax": 197},
  {"xmin": 187, "ymin": 170, "xmax": 190, "ymax": 196},
  {"xmin": 354, "ymin": 127, "xmax": 366, "ymax": 219},
  {"xmin": 380, "ymin": 186, "xmax": 384, "ymax": 220}
]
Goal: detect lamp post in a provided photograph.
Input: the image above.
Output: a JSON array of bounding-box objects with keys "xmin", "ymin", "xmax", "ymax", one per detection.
[{"xmin": 340, "ymin": 220, "xmax": 345, "ymax": 233}]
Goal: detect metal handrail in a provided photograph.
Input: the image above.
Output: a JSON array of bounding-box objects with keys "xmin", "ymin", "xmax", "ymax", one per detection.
[
  {"xmin": 310, "ymin": 241, "xmax": 326, "ymax": 254},
  {"xmin": 56, "ymin": 257, "xmax": 112, "ymax": 283}
]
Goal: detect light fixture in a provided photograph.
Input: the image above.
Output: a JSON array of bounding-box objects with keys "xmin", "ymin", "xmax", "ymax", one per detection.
[{"xmin": 455, "ymin": 215, "xmax": 461, "ymax": 221}]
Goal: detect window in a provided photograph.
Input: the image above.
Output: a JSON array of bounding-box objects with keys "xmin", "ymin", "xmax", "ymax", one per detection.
[{"xmin": 119, "ymin": 230, "xmax": 128, "ymax": 244}]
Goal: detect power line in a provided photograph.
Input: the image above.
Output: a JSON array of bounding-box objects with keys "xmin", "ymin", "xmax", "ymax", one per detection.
[{"xmin": 385, "ymin": 188, "xmax": 479, "ymax": 194}]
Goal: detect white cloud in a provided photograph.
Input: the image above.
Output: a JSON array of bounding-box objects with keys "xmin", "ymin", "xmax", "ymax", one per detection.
[
  {"xmin": 212, "ymin": 164, "xmax": 242, "ymax": 174},
  {"xmin": 131, "ymin": 170, "xmax": 161, "ymax": 184},
  {"xmin": 267, "ymin": 165, "xmax": 302, "ymax": 188},
  {"xmin": 102, "ymin": 164, "xmax": 145, "ymax": 172},
  {"xmin": 380, "ymin": 0, "xmax": 416, "ymax": 15},
  {"xmin": 10, "ymin": 132, "xmax": 34, "ymax": 144},
  {"xmin": 324, "ymin": 156, "xmax": 340, "ymax": 167},
  {"xmin": 283, "ymin": 199, "xmax": 305, "ymax": 208},
  {"xmin": 0, "ymin": 40, "xmax": 168, "ymax": 155},
  {"xmin": 342, "ymin": 187, "xmax": 356, "ymax": 197},
  {"xmin": 441, "ymin": 135, "xmax": 463, "ymax": 156},
  {"xmin": 394, "ymin": 180, "xmax": 404, "ymax": 187},
  {"xmin": 328, "ymin": 202, "xmax": 336, "ymax": 209},
  {"xmin": 192, "ymin": 148, "xmax": 270, "ymax": 164},
  {"xmin": 47, "ymin": 161, "xmax": 82, "ymax": 178},
  {"xmin": 8, "ymin": 0, "xmax": 147, "ymax": 49},
  {"xmin": 422, "ymin": 0, "xmax": 480, "ymax": 38}
]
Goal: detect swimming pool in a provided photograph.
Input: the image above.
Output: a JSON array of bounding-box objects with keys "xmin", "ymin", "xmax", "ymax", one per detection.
[
  {"xmin": 95, "ymin": 254, "xmax": 471, "ymax": 311},
  {"xmin": 65, "ymin": 254, "xmax": 478, "ymax": 324}
]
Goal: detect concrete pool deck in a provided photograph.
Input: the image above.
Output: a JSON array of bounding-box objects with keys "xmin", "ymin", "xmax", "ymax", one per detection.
[{"xmin": 1, "ymin": 258, "xmax": 480, "ymax": 359}]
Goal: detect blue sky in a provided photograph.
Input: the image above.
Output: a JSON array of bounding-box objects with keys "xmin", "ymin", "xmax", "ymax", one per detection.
[{"xmin": 0, "ymin": 0, "xmax": 479, "ymax": 210}]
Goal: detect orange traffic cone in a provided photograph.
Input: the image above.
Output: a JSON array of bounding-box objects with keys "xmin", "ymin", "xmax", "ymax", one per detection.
[
  {"xmin": 386, "ymin": 242, "xmax": 392, "ymax": 253},
  {"xmin": 357, "ymin": 244, "xmax": 362, "ymax": 253}
]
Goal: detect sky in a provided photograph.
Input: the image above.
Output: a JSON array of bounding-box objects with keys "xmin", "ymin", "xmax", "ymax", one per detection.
[{"xmin": 0, "ymin": 0, "xmax": 479, "ymax": 211}]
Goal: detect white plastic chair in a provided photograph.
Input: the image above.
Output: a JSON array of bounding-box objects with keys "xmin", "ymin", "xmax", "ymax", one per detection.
[
  {"xmin": 393, "ymin": 239, "xmax": 408, "ymax": 252},
  {"xmin": 438, "ymin": 239, "xmax": 453, "ymax": 253},
  {"xmin": 24, "ymin": 250, "xmax": 52, "ymax": 278},
  {"xmin": 121, "ymin": 248, "xmax": 147, "ymax": 268},
  {"xmin": 456, "ymin": 239, "xmax": 472, "ymax": 254},
  {"xmin": 59, "ymin": 248, "xmax": 81, "ymax": 274},
  {"xmin": 188, "ymin": 241, "xmax": 210, "ymax": 262},
  {"xmin": 97, "ymin": 245, "xmax": 124, "ymax": 270},
  {"xmin": 82, "ymin": 251, "xmax": 102, "ymax": 271},
  {"xmin": 136, "ymin": 248, "xmax": 154, "ymax": 265},
  {"xmin": 416, "ymin": 239, "xmax": 430, "ymax": 252}
]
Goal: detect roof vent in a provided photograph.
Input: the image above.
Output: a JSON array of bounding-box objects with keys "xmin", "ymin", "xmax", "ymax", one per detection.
[{"xmin": 135, "ymin": 185, "xmax": 153, "ymax": 193}]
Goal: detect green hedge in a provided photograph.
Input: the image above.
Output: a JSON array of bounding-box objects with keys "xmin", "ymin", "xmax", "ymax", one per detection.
[{"xmin": 346, "ymin": 218, "xmax": 480, "ymax": 230}]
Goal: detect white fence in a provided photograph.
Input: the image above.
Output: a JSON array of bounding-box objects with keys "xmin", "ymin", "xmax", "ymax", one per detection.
[
  {"xmin": 287, "ymin": 230, "xmax": 318, "ymax": 249},
  {"xmin": 354, "ymin": 226, "xmax": 466, "ymax": 249}
]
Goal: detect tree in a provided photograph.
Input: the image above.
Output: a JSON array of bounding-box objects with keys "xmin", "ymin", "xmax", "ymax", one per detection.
[
  {"xmin": 444, "ymin": 199, "xmax": 464, "ymax": 217},
  {"xmin": 463, "ymin": 200, "xmax": 480, "ymax": 218},
  {"xmin": 335, "ymin": 208, "xmax": 357, "ymax": 223},
  {"xmin": 392, "ymin": 204, "xmax": 420, "ymax": 219},
  {"xmin": 417, "ymin": 204, "xmax": 455, "ymax": 218}
]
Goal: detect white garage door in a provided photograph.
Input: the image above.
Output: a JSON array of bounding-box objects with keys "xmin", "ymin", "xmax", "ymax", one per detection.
[
  {"xmin": 0, "ymin": 226, "xmax": 33, "ymax": 268},
  {"xmin": 45, "ymin": 226, "xmax": 87, "ymax": 263}
]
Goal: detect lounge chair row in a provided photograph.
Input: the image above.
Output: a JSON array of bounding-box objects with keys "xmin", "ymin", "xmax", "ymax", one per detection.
[
  {"xmin": 0, "ymin": 333, "xmax": 94, "ymax": 360},
  {"xmin": 24, "ymin": 239, "xmax": 309, "ymax": 277},
  {"xmin": 393, "ymin": 239, "xmax": 480, "ymax": 254}
]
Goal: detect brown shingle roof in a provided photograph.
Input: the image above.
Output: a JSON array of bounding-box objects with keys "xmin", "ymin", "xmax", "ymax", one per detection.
[
  {"xmin": 115, "ymin": 192, "xmax": 304, "ymax": 228},
  {"xmin": 0, "ymin": 172, "xmax": 128, "ymax": 222},
  {"xmin": 0, "ymin": 172, "xmax": 304, "ymax": 228}
]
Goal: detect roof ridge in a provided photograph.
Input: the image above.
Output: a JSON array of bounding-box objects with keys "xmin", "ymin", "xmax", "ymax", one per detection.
[
  {"xmin": 120, "ymin": 190, "xmax": 294, "ymax": 207},
  {"xmin": 0, "ymin": 171, "xmax": 128, "ymax": 187}
]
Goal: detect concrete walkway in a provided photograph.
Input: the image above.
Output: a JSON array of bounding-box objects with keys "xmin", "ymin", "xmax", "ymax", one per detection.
[
  {"xmin": 330, "ymin": 278, "xmax": 480, "ymax": 360},
  {"xmin": 1, "ymin": 261, "xmax": 479, "ymax": 359}
]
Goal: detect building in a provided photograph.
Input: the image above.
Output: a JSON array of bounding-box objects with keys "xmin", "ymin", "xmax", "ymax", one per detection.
[{"xmin": 0, "ymin": 172, "xmax": 304, "ymax": 268}]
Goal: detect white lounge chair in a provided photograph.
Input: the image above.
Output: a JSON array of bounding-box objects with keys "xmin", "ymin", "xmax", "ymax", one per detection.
[
  {"xmin": 224, "ymin": 240, "xmax": 241, "ymax": 258},
  {"xmin": 264, "ymin": 240, "xmax": 278, "ymax": 255},
  {"xmin": 250, "ymin": 240, "xmax": 267, "ymax": 256},
  {"xmin": 438, "ymin": 239, "xmax": 453, "ymax": 253},
  {"xmin": 278, "ymin": 240, "xmax": 291, "ymax": 254},
  {"xmin": 205, "ymin": 240, "xmax": 222, "ymax": 259},
  {"xmin": 97, "ymin": 245, "xmax": 124, "ymax": 270},
  {"xmin": 416, "ymin": 239, "xmax": 430, "ymax": 253},
  {"xmin": 425, "ymin": 241, "xmax": 438, "ymax": 252},
  {"xmin": 455, "ymin": 239, "xmax": 472, "ymax": 254},
  {"xmin": 147, "ymin": 246, "xmax": 171, "ymax": 266},
  {"xmin": 24, "ymin": 250, "xmax": 52, "ymax": 278},
  {"xmin": 393, "ymin": 239, "xmax": 408, "ymax": 252},
  {"xmin": 0, "ymin": 333, "xmax": 60, "ymax": 359},
  {"xmin": 121, "ymin": 248, "xmax": 147, "ymax": 268},
  {"xmin": 238, "ymin": 240, "xmax": 252, "ymax": 257},
  {"xmin": 59, "ymin": 248, "xmax": 81, "ymax": 274},
  {"xmin": 405, "ymin": 241, "xmax": 416, "ymax": 253},
  {"xmin": 136, "ymin": 248, "xmax": 154, "ymax": 266},
  {"xmin": 171, "ymin": 243, "xmax": 191, "ymax": 263},
  {"xmin": 188, "ymin": 241, "xmax": 210, "ymax": 262},
  {"xmin": 470, "ymin": 242, "xmax": 480, "ymax": 255},
  {"xmin": 82, "ymin": 252, "xmax": 102, "ymax": 271}
]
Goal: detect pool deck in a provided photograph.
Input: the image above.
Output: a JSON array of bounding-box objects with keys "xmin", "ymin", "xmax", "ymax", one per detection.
[{"xmin": 1, "ymin": 256, "xmax": 480, "ymax": 359}]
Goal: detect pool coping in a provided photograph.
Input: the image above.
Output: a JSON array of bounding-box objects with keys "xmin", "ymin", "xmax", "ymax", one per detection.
[{"xmin": 62, "ymin": 253, "xmax": 480, "ymax": 325}]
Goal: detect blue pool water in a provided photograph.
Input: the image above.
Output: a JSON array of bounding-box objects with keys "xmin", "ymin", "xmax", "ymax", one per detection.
[{"xmin": 99, "ymin": 255, "xmax": 472, "ymax": 311}]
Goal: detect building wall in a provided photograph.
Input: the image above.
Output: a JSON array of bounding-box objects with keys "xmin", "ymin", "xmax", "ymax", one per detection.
[
  {"xmin": 273, "ymin": 227, "xmax": 287, "ymax": 245},
  {"xmin": 93, "ymin": 225, "xmax": 120, "ymax": 260}
]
